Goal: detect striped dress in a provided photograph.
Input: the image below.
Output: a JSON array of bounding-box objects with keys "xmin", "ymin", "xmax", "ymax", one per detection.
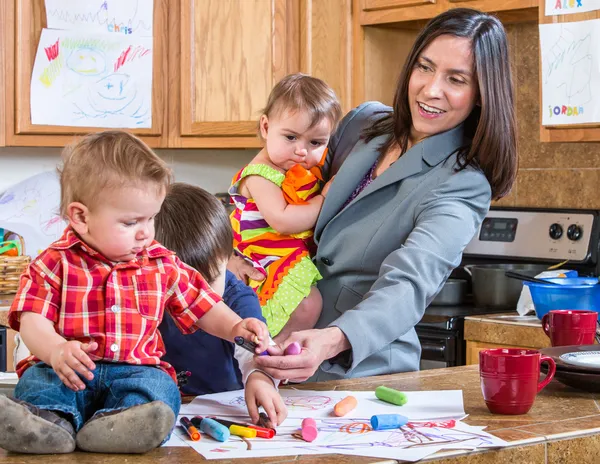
[{"xmin": 228, "ymin": 163, "xmax": 323, "ymax": 336}]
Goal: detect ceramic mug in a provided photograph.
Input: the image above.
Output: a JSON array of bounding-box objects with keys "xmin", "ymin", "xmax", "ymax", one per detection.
[
  {"xmin": 541, "ymin": 310, "xmax": 597, "ymax": 347},
  {"xmin": 479, "ymin": 348, "xmax": 556, "ymax": 415}
]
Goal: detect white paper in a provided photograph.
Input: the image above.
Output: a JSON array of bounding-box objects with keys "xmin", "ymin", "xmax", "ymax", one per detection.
[
  {"xmin": 539, "ymin": 20, "xmax": 600, "ymax": 126},
  {"xmin": 0, "ymin": 172, "xmax": 67, "ymax": 259},
  {"xmin": 545, "ymin": 0, "xmax": 600, "ymax": 16},
  {"xmin": 45, "ymin": 0, "xmax": 153, "ymax": 36},
  {"xmin": 180, "ymin": 389, "xmax": 467, "ymax": 421},
  {"xmin": 167, "ymin": 414, "xmax": 506, "ymax": 461},
  {"xmin": 31, "ymin": 28, "xmax": 153, "ymax": 128}
]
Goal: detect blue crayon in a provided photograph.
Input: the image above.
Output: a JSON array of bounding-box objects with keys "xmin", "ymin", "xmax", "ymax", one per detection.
[
  {"xmin": 370, "ymin": 414, "xmax": 409, "ymax": 431},
  {"xmin": 199, "ymin": 417, "xmax": 230, "ymax": 442}
]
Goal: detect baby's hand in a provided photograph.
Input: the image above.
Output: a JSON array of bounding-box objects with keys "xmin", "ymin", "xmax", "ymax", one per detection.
[
  {"xmin": 50, "ymin": 340, "xmax": 97, "ymax": 391},
  {"xmin": 244, "ymin": 371, "xmax": 287, "ymax": 426},
  {"xmin": 322, "ymin": 175, "xmax": 336, "ymax": 197},
  {"xmin": 232, "ymin": 318, "xmax": 269, "ymax": 353}
]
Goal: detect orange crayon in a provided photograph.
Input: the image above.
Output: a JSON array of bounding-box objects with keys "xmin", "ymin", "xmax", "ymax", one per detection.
[{"xmin": 334, "ymin": 395, "xmax": 357, "ymax": 417}]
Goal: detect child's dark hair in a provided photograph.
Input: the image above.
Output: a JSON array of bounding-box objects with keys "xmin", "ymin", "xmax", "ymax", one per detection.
[
  {"xmin": 259, "ymin": 73, "xmax": 342, "ymax": 140},
  {"xmin": 155, "ymin": 183, "xmax": 233, "ymax": 282}
]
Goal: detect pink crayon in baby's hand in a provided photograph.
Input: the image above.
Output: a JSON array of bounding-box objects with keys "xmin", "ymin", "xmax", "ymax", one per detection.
[
  {"xmin": 284, "ymin": 342, "xmax": 302, "ymax": 356},
  {"xmin": 301, "ymin": 418, "xmax": 318, "ymax": 442}
]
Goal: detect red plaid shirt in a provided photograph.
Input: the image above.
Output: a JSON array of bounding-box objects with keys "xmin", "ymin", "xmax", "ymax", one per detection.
[{"xmin": 9, "ymin": 227, "xmax": 222, "ymax": 381}]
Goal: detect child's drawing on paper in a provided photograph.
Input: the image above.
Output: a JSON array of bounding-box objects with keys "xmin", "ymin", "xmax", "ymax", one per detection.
[
  {"xmin": 45, "ymin": 0, "xmax": 153, "ymax": 36},
  {"xmin": 31, "ymin": 28, "xmax": 153, "ymax": 128},
  {"xmin": 539, "ymin": 19, "xmax": 600, "ymax": 125},
  {"xmin": 0, "ymin": 172, "xmax": 67, "ymax": 258}
]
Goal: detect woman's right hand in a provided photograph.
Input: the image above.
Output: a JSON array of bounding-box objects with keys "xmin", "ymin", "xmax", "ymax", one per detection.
[
  {"xmin": 255, "ymin": 327, "xmax": 350, "ymax": 382},
  {"xmin": 227, "ymin": 254, "xmax": 265, "ymax": 284}
]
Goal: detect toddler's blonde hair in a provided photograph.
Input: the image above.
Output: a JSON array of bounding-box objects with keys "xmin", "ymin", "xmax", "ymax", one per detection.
[
  {"xmin": 259, "ymin": 73, "xmax": 342, "ymax": 141},
  {"xmin": 58, "ymin": 130, "xmax": 172, "ymax": 218}
]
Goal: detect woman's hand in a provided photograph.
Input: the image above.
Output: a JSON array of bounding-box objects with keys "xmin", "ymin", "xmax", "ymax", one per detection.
[
  {"xmin": 255, "ymin": 327, "xmax": 350, "ymax": 382},
  {"xmin": 227, "ymin": 254, "xmax": 265, "ymax": 284},
  {"xmin": 244, "ymin": 371, "xmax": 287, "ymax": 426}
]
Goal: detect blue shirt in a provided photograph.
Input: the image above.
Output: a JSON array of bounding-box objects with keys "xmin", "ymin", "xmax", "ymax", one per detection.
[{"xmin": 159, "ymin": 270, "xmax": 264, "ymax": 395}]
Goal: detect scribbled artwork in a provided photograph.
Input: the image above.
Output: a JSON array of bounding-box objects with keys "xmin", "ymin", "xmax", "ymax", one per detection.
[
  {"xmin": 164, "ymin": 389, "xmax": 507, "ymax": 461},
  {"xmin": 539, "ymin": 19, "xmax": 600, "ymax": 125},
  {"xmin": 0, "ymin": 172, "xmax": 67, "ymax": 259},
  {"xmin": 31, "ymin": 28, "xmax": 153, "ymax": 128},
  {"xmin": 45, "ymin": 0, "xmax": 153, "ymax": 36},
  {"xmin": 545, "ymin": 0, "xmax": 600, "ymax": 16}
]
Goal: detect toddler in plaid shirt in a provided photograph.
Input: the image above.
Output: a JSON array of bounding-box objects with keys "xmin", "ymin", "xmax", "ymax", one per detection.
[{"xmin": 0, "ymin": 131, "xmax": 271, "ymax": 455}]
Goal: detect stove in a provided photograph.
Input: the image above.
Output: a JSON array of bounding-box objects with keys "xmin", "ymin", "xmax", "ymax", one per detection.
[{"xmin": 416, "ymin": 207, "xmax": 600, "ymax": 369}]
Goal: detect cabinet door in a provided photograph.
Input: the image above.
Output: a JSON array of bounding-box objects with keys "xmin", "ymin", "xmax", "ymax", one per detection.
[
  {"xmin": 539, "ymin": 2, "xmax": 600, "ymax": 142},
  {"xmin": 361, "ymin": 0, "xmax": 440, "ymax": 24},
  {"xmin": 171, "ymin": 0, "xmax": 300, "ymax": 148},
  {"xmin": 300, "ymin": 0, "xmax": 353, "ymax": 114},
  {"xmin": 6, "ymin": 0, "xmax": 169, "ymax": 147}
]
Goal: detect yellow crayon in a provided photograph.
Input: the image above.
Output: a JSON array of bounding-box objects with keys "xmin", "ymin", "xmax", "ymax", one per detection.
[{"xmin": 229, "ymin": 424, "xmax": 257, "ymax": 438}]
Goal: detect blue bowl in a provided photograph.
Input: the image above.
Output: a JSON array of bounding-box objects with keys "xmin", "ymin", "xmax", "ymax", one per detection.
[{"xmin": 525, "ymin": 278, "xmax": 600, "ymax": 320}]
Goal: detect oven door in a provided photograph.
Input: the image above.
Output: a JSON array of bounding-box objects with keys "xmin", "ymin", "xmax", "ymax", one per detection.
[{"xmin": 417, "ymin": 330, "xmax": 463, "ymax": 370}]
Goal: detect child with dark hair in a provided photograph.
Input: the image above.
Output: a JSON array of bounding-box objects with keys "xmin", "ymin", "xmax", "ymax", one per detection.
[{"xmin": 155, "ymin": 183, "xmax": 286, "ymax": 425}]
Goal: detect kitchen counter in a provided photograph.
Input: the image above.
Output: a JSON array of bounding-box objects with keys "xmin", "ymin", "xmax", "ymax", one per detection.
[
  {"xmin": 464, "ymin": 313, "xmax": 551, "ymax": 364},
  {"xmin": 2, "ymin": 364, "xmax": 600, "ymax": 463}
]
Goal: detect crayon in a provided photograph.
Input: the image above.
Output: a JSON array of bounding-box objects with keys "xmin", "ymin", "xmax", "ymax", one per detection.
[
  {"xmin": 370, "ymin": 414, "xmax": 409, "ymax": 431},
  {"xmin": 199, "ymin": 417, "xmax": 230, "ymax": 442},
  {"xmin": 258, "ymin": 412, "xmax": 276, "ymax": 434},
  {"xmin": 284, "ymin": 342, "xmax": 302, "ymax": 355},
  {"xmin": 234, "ymin": 336, "xmax": 269, "ymax": 356},
  {"xmin": 230, "ymin": 424, "xmax": 257, "ymax": 438},
  {"xmin": 301, "ymin": 417, "xmax": 318, "ymax": 442},
  {"xmin": 334, "ymin": 395, "xmax": 357, "ymax": 417},
  {"xmin": 211, "ymin": 418, "xmax": 274, "ymax": 439},
  {"xmin": 375, "ymin": 386, "xmax": 407, "ymax": 406},
  {"xmin": 179, "ymin": 416, "xmax": 201, "ymax": 441}
]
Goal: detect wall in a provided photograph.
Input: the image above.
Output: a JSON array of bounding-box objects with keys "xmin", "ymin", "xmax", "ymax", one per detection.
[
  {"xmin": 497, "ymin": 22, "xmax": 600, "ymax": 209},
  {"xmin": 0, "ymin": 147, "xmax": 256, "ymax": 195}
]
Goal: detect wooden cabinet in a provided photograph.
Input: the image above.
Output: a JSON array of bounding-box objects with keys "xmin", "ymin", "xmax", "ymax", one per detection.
[
  {"xmin": 359, "ymin": 0, "xmax": 537, "ymax": 25},
  {"xmin": 539, "ymin": 2, "xmax": 600, "ymax": 143},
  {"xmin": 4, "ymin": 0, "xmax": 169, "ymax": 148},
  {"xmin": 168, "ymin": 0, "xmax": 352, "ymax": 148},
  {"xmin": 1, "ymin": 0, "xmax": 351, "ymax": 149}
]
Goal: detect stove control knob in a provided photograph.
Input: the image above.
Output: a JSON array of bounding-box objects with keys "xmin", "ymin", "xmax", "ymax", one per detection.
[
  {"xmin": 567, "ymin": 224, "xmax": 583, "ymax": 241},
  {"xmin": 549, "ymin": 223, "xmax": 563, "ymax": 240}
]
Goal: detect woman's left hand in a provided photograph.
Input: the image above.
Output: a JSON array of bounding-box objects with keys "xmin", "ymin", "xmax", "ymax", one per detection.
[{"xmin": 254, "ymin": 327, "xmax": 349, "ymax": 382}]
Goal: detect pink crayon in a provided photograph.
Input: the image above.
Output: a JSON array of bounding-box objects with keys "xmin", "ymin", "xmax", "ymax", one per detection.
[
  {"xmin": 301, "ymin": 418, "xmax": 318, "ymax": 442},
  {"xmin": 284, "ymin": 342, "xmax": 302, "ymax": 356}
]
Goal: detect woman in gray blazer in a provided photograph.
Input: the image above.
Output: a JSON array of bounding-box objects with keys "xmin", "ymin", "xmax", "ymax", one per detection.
[{"xmin": 235, "ymin": 8, "xmax": 518, "ymax": 381}]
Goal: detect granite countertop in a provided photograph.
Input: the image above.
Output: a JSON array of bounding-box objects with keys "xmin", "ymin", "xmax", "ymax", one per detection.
[
  {"xmin": 464, "ymin": 312, "xmax": 551, "ymax": 349},
  {"xmin": 2, "ymin": 365, "xmax": 599, "ymax": 463}
]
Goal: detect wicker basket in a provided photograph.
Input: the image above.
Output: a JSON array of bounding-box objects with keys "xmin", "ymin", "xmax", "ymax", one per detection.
[{"xmin": 0, "ymin": 255, "xmax": 30, "ymax": 294}]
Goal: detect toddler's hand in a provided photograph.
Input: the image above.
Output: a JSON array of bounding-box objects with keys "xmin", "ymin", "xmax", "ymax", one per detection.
[
  {"xmin": 232, "ymin": 318, "xmax": 269, "ymax": 353},
  {"xmin": 50, "ymin": 340, "xmax": 97, "ymax": 391},
  {"xmin": 244, "ymin": 371, "xmax": 287, "ymax": 426},
  {"xmin": 322, "ymin": 175, "xmax": 336, "ymax": 197}
]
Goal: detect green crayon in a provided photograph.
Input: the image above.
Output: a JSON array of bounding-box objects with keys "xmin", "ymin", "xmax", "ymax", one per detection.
[{"xmin": 375, "ymin": 386, "xmax": 407, "ymax": 406}]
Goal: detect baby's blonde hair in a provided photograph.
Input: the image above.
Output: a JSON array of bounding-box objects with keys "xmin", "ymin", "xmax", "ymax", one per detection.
[
  {"xmin": 259, "ymin": 73, "xmax": 342, "ymax": 141},
  {"xmin": 58, "ymin": 131, "xmax": 172, "ymax": 218}
]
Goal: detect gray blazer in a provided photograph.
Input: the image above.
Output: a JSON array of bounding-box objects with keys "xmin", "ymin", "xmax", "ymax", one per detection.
[{"xmin": 311, "ymin": 102, "xmax": 492, "ymax": 381}]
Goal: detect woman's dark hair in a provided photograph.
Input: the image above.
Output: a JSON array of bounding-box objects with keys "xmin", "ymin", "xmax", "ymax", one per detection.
[
  {"xmin": 363, "ymin": 8, "xmax": 517, "ymax": 200},
  {"xmin": 155, "ymin": 183, "xmax": 233, "ymax": 282}
]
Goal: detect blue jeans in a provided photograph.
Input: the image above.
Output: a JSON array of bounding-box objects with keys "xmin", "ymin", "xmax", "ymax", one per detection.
[{"xmin": 14, "ymin": 363, "xmax": 181, "ymax": 433}]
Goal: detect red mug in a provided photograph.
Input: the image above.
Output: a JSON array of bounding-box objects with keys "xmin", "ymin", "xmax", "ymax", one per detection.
[
  {"xmin": 541, "ymin": 310, "xmax": 597, "ymax": 347},
  {"xmin": 479, "ymin": 348, "xmax": 556, "ymax": 415}
]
